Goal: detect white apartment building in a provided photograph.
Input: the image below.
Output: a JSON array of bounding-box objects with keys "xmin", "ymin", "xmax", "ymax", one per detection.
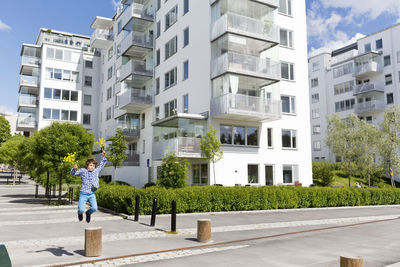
[
  {"xmin": 309, "ymin": 23, "xmax": 400, "ymax": 162},
  {"xmin": 17, "ymin": 0, "xmax": 313, "ymax": 187}
]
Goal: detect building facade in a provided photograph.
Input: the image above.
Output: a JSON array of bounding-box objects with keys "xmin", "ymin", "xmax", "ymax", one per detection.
[
  {"xmin": 17, "ymin": 0, "xmax": 312, "ymax": 187},
  {"xmin": 309, "ymin": 23, "xmax": 400, "ymax": 162}
]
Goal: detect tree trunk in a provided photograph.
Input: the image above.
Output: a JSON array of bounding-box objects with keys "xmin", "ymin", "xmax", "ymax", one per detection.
[
  {"xmin": 13, "ymin": 168, "xmax": 16, "ymax": 185},
  {"xmin": 113, "ymin": 166, "xmax": 116, "ymax": 183},
  {"xmin": 45, "ymin": 171, "xmax": 50, "ymax": 198},
  {"xmin": 368, "ymin": 167, "xmax": 371, "ymax": 188},
  {"xmin": 213, "ymin": 161, "xmax": 216, "ymax": 185},
  {"xmin": 348, "ymin": 162, "xmax": 351, "ymax": 187},
  {"xmin": 58, "ymin": 172, "xmax": 62, "ymax": 204}
]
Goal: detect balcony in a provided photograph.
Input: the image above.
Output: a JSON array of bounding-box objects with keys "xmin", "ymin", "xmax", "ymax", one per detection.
[
  {"xmin": 354, "ymin": 100, "xmax": 386, "ymax": 114},
  {"xmin": 353, "ymin": 52, "xmax": 382, "ymax": 78},
  {"xmin": 210, "ymin": 0, "xmax": 278, "ymax": 6},
  {"xmin": 211, "ymin": 52, "xmax": 280, "ymax": 82},
  {"xmin": 118, "ymin": 88, "xmax": 153, "ymax": 113},
  {"xmin": 211, "ymin": 93, "xmax": 281, "ymax": 121},
  {"xmin": 211, "ymin": 12, "xmax": 279, "ymax": 45},
  {"xmin": 18, "ymin": 95, "xmax": 38, "ymax": 111},
  {"xmin": 16, "ymin": 112, "xmax": 37, "ymax": 131},
  {"xmin": 120, "ymin": 59, "xmax": 153, "ymax": 82},
  {"xmin": 121, "ymin": 31, "xmax": 153, "ymax": 59},
  {"xmin": 20, "ymin": 55, "xmax": 40, "ymax": 74},
  {"xmin": 152, "ymin": 137, "xmax": 202, "ymax": 160},
  {"xmin": 90, "ymin": 29, "xmax": 113, "ymax": 49},
  {"xmin": 19, "ymin": 75, "xmax": 39, "ymax": 91},
  {"xmin": 353, "ymin": 83, "xmax": 384, "ymax": 96},
  {"xmin": 120, "ymin": 2, "xmax": 154, "ymax": 31}
]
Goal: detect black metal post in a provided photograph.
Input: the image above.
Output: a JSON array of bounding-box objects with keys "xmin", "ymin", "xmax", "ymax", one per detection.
[
  {"xmin": 18, "ymin": 175, "xmax": 21, "ymax": 184},
  {"xmin": 35, "ymin": 184, "xmax": 39, "ymax": 198},
  {"xmin": 171, "ymin": 200, "xmax": 176, "ymax": 232},
  {"xmin": 70, "ymin": 188, "xmax": 73, "ymax": 204},
  {"xmin": 6, "ymin": 175, "xmax": 9, "ymax": 185},
  {"xmin": 52, "ymin": 184, "xmax": 56, "ymax": 198},
  {"xmin": 150, "ymin": 197, "xmax": 157, "ymax": 227},
  {"xmin": 134, "ymin": 194, "xmax": 140, "ymax": 221}
]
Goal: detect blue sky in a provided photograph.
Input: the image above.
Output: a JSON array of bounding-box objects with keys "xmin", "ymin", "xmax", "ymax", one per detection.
[{"xmin": 0, "ymin": 0, "xmax": 399, "ymax": 115}]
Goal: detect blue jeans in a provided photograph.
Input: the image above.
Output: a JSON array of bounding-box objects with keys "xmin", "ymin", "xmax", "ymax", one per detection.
[{"xmin": 78, "ymin": 192, "xmax": 97, "ymax": 215}]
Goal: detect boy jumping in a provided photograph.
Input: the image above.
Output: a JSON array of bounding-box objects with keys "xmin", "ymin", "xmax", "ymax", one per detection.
[{"xmin": 71, "ymin": 150, "xmax": 107, "ymax": 223}]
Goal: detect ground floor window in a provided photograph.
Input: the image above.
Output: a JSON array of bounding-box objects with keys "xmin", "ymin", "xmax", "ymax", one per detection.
[
  {"xmin": 192, "ymin": 164, "xmax": 208, "ymax": 185},
  {"xmin": 282, "ymin": 165, "xmax": 298, "ymax": 184},
  {"xmin": 265, "ymin": 165, "xmax": 274, "ymax": 185},
  {"xmin": 248, "ymin": 164, "xmax": 259, "ymax": 184}
]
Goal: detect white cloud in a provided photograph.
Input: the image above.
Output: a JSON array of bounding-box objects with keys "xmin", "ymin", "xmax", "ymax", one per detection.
[
  {"xmin": 308, "ymin": 32, "xmax": 365, "ymax": 58},
  {"xmin": 0, "ymin": 20, "xmax": 11, "ymax": 31},
  {"xmin": 0, "ymin": 105, "xmax": 17, "ymax": 116}
]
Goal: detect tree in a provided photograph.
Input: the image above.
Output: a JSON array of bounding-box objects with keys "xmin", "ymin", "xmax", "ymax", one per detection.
[
  {"xmin": 0, "ymin": 115, "xmax": 11, "ymax": 145},
  {"xmin": 378, "ymin": 106, "xmax": 400, "ymax": 187},
  {"xmin": 157, "ymin": 153, "xmax": 188, "ymax": 189},
  {"xmin": 33, "ymin": 122, "xmax": 94, "ymax": 203},
  {"xmin": 326, "ymin": 114, "xmax": 364, "ymax": 187},
  {"xmin": 312, "ymin": 162, "xmax": 334, "ymax": 187},
  {"xmin": 200, "ymin": 125, "xmax": 223, "ymax": 185},
  {"xmin": 106, "ymin": 128, "xmax": 128, "ymax": 182},
  {"xmin": 0, "ymin": 135, "xmax": 27, "ymax": 184}
]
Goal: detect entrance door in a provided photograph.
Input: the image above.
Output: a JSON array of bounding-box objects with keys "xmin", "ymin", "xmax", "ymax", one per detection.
[{"xmin": 265, "ymin": 165, "xmax": 273, "ymax": 185}]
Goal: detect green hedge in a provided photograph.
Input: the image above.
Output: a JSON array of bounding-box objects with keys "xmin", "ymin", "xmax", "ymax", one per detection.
[{"xmin": 95, "ymin": 185, "xmax": 400, "ymax": 215}]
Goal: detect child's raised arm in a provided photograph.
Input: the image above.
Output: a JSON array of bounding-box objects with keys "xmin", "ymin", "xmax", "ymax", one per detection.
[
  {"xmin": 70, "ymin": 164, "xmax": 82, "ymax": 176},
  {"xmin": 96, "ymin": 151, "xmax": 107, "ymax": 172}
]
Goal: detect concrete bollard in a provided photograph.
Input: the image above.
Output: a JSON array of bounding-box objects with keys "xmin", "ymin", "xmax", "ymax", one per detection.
[
  {"xmin": 197, "ymin": 219, "xmax": 211, "ymax": 243},
  {"xmin": 85, "ymin": 227, "xmax": 102, "ymax": 257},
  {"xmin": 340, "ymin": 256, "xmax": 364, "ymax": 267}
]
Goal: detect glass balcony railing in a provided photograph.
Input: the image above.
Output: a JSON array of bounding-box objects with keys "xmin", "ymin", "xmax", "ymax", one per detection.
[
  {"xmin": 120, "ymin": 2, "xmax": 154, "ymax": 29},
  {"xmin": 353, "ymin": 83, "xmax": 384, "ymax": 95},
  {"xmin": 21, "ymin": 56, "xmax": 40, "ymax": 66},
  {"xmin": 353, "ymin": 61, "xmax": 382, "ymax": 77},
  {"xmin": 120, "ymin": 59, "xmax": 153, "ymax": 81},
  {"xmin": 210, "ymin": 0, "xmax": 278, "ymax": 7},
  {"xmin": 90, "ymin": 29, "xmax": 114, "ymax": 49},
  {"xmin": 17, "ymin": 113, "xmax": 37, "ymax": 129},
  {"xmin": 118, "ymin": 88, "xmax": 153, "ymax": 110},
  {"xmin": 121, "ymin": 31, "xmax": 153, "ymax": 55},
  {"xmin": 20, "ymin": 75, "xmax": 39, "ymax": 88},
  {"xmin": 18, "ymin": 95, "xmax": 38, "ymax": 107},
  {"xmin": 123, "ymin": 150, "xmax": 140, "ymax": 166},
  {"xmin": 211, "ymin": 52, "xmax": 280, "ymax": 80},
  {"xmin": 211, "ymin": 12, "xmax": 279, "ymax": 43},
  {"xmin": 211, "ymin": 93, "xmax": 281, "ymax": 121},
  {"xmin": 152, "ymin": 137, "xmax": 202, "ymax": 160},
  {"xmin": 354, "ymin": 100, "xmax": 385, "ymax": 113}
]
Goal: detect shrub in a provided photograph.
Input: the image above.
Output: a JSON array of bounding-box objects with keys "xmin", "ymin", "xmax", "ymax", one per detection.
[
  {"xmin": 312, "ymin": 162, "xmax": 334, "ymax": 186},
  {"xmin": 157, "ymin": 153, "xmax": 189, "ymax": 189}
]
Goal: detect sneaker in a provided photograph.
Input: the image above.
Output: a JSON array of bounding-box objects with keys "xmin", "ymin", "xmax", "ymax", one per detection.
[
  {"xmin": 78, "ymin": 213, "xmax": 83, "ymax": 221},
  {"xmin": 86, "ymin": 212, "xmax": 91, "ymax": 223}
]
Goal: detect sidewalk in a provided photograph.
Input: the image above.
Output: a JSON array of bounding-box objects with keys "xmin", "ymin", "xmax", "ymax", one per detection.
[{"xmin": 2, "ymin": 178, "xmax": 400, "ymax": 266}]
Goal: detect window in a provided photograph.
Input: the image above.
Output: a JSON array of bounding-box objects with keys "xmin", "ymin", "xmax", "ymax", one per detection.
[
  {"xmin": 281, "ymin": 95, "xmax": 296, "ymax": 114},
  {"xmin": 157, "ymin": 0, "xmax": 161, "ymax": 10},
  {"xmin": 183, "ymin": 27, "xmax": 189, "ymax": 47},
  {"xmin": 385, "ymin": 74, "xmax": 392, "ymax": 85},
  {"xmin": 84, "ymin": 95, "xmax": 92, "ymax": 106},
  {"xmin": 334, "ymin": 80, "xmax": 354, "ymax": 95},
  {"xmin": 156, "ymin": 77, "xmax": 160, "ymax": 95},
  {"xmin": 183, "ymin": 60, "xmax": 189, "ymax": 80},
  {"xmin": 165, "ymin": 67, "xmax": 177, "ymax": 89},
  {"xmin": 248, "ymin": 164, "xmax": 259, "ymax": 184},
  {"xmin": 220, "ymin": 125, "xmax": 258, "ymax": 146},
  {"xmin": 53, "ymin": 89, "xmax": 61, "ymax": 100},
  {"xmin": 70, "ymin": 91, "xmax": 78, "ymax": 101},
  {"xmin": 84, "ymin": 76, "xmax": 92, "ymax": 87},
  {"xmin": 70, "ymin": 111, "xmax": 77, "ymax": 121},
  {"xmin": 107, "ymin": 87, "xmax": 112, "ymax": 100},
  {"xmin": 46, "ymin": 48, "xmax": 54, "ymax": 59},
  {"xmin": 165, "ymin": 6, "xmax": 178, "ymax": 30},
  {"xmin": 64, "ymin": 51, "xmax": 72, "ymax": 62},
  {"xmin": 333, "ymin": 63, "xmax": 353, "ymax": 78},
  {"xmin": 183, "ymin": 0, "xmax": 189, "ymax": 14},
  {"xmin": 192, "ymin": 164, "xmax": 208, "ymax": 185},
  {"xmin": 156, "ymin": 49, "xmax": 160, "ymax": 66},
  {"xmin": 334, "ymin": 99, "xmax": 355, "ymax": 112},
  {"xmin": 83, "ymin": 114, "xmax": 91, "ymax": 125},
  {"xmin": 63, "ymin": 70, "xmax": 71, "ymax": 81},
  {"xmin": 364, "ymin": 43, "xmax": 371, "ymax": 52},
  {"xmin": 313, "ymin": 141, "xmax": 321, "ymax": 151},
  {"xmin": 397, "ymin": 51, "xmax": 400, "ymax": 63},
  {"xmin": 164, "ymin": 99, "xmax": 177, "ymax": 118},
  {"xmin": 44, "ymin": 88, "xmax": 52, "ymax": 99},
  {"xmin": 311, "ymin": 93, "xmax": 319, "ymax": 103},
  {"xmin": 142, "ymin": 140, "xmax": 145, "ymax": 154},
  {"xmin": 267, "ymin": 128, "xmax": 273, "ymax": 148},
  {"xmin": 61, "ymin": 110, "xmax": 69, "ymax": 121},
  {"xmin": 155, "ymin": 106, "xmax": 160, "ymax": 120},
  {"xmin": 265, "ymin": 165, "xmax": 274, "ymax": 185},
  {"xmin": 281, "ymin": 62, "xmax": 294, "ymax": 80},
  {"xmin": 376, "ymin": 39, "xmax": 383, "ymax": 50},
  {"xmin": 282, "ymin": 129, "xmax": 297, "ymax": 149},
  {"xmin": 312, "ymin": 125, "xmax": 321, "ymax": 135},
  {"xmin": 312, "ymin": 62, "xmax": 319, "ymax": 72},
  {"xmin": 280, "ymin": 28, "xmax": 293, "ymax": 48},
  {"xmin": 54, "ymin": 69, "xmax": 62, "ymax": 80},
  {"xmin": 283, "ymin": 165, "xmax": 298, "ymax": 184},
  {"xmin": 278, "ymin": 0, "xmax": 292, "ymax": 15},
  {"xmin": 62, "ymin": 90, "xmax": 70, "ymax": 101},
  {"xmin": 55, "ymin": 49, "xmax": 63, "ymax": 60},
  {"xmin": 85, "ymin": 60, "xmax": 93, "ymax": 68},
  {"xmin": 106, "ymin": 107, "xmax": 112, "ymax": 121},
  {"xmin": 387, "ymin": 93, "xmax": 394, "ymax": 104},
  {"xmin": 384, "ymin": 55, "xmax": 391, "ymax": 67},
  {"xmin": 311, "ymin": 108, "xmax": 320, "ymax": 119},
  {"xmin": 311, "ymin": 78, "xmax": 318, "ymax": 88},
  {"xmin": 141, "ymin": 113, "xmax": 145, "ymax": 129},
  {"xmin": 165, "ymin": 36, "xmax": 178, "ymax": 59},
  {"xmin": 45, "ymin": 67, "xmax": 78, "ymax": 82},
  {"xmin": 107, "ymin": 67, "xmax": 113, "ymax": 80},
  {"xmin": 183, "ymin": 94, "xmax": 188, "ymax": 113},
  {"xmin": 108, "ymin": 46, "xmax": 113, "ymax": 60},
  {"xmin": 156, "ymin": 21, "xmax": 161, "ymax": 38},
  {"xmin": 43, "ymin": 108, "xmax": 51, "ymax": 119},
  {"xmin": 52, "ymin": 109, "xmax": 60, "ymax": 120}
]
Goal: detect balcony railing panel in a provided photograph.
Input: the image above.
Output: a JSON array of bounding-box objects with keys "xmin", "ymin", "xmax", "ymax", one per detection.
[
  {"xmin": 211, "ymin": 93, "xmax": 281, "ymax": 121},
  {"xmin": 211, "ymin": 12, "xmax": 279, "ymax": 43},
  {"xmin": 353, "ymin": 83, "xmax": 384, "ymax": 95},
  {"xmin": 123, "ymin": 150, "xmax": 140, "ymax": 166},
  {"xmin": 119, "ymin": 88, "xmax": 153, "ymax": 107},
  {"xmin": 90, "ymin": 29, "xmax": 114, "ymax": 49},
  {"xmin": 210, "ymin": 0, "xmax": 278, "ymax": 7},
  {"xmin": 354, "ymin": 100, "xmax": 386, "ymax": 113},
  {"xmin": 17, "ymin": 113, "xmax": 37, "ymax": 129},
  {"xmin": 152, "ymin": 137, "xmax": 202, "ymax": 159},
  {"xmin": 120, "ymin": 59, "xmax": 153, "ymax": 81},
  {"xmin": 120, "ymin": 2, "xmax": 154, "ymax": 29},
  {"xmin": 211, "ymin": 52, "xmax": 280, "ymax": 80},
  {"xmin": 21, "ymin": 56, "xmax": 40, "ymax": 66},
  {"xmin": 18, "ymin": 95, "xmax": 38, "ymax": 107},
  {"xmin": 353, "ymin": 61, "xmax": 382, "ymax": 77},
  {"xmin": 20, "ymin": 75, "xmax": 39, "ymax": 88},
  {"xmin": 121, "ymin": 31, "xmax": 153, "ymax": 56}
]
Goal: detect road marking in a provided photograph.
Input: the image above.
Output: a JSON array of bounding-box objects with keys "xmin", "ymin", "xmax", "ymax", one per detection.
[{"xmin": 0, "ymin": 215, "xmax": 122, "ymax": 227}]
